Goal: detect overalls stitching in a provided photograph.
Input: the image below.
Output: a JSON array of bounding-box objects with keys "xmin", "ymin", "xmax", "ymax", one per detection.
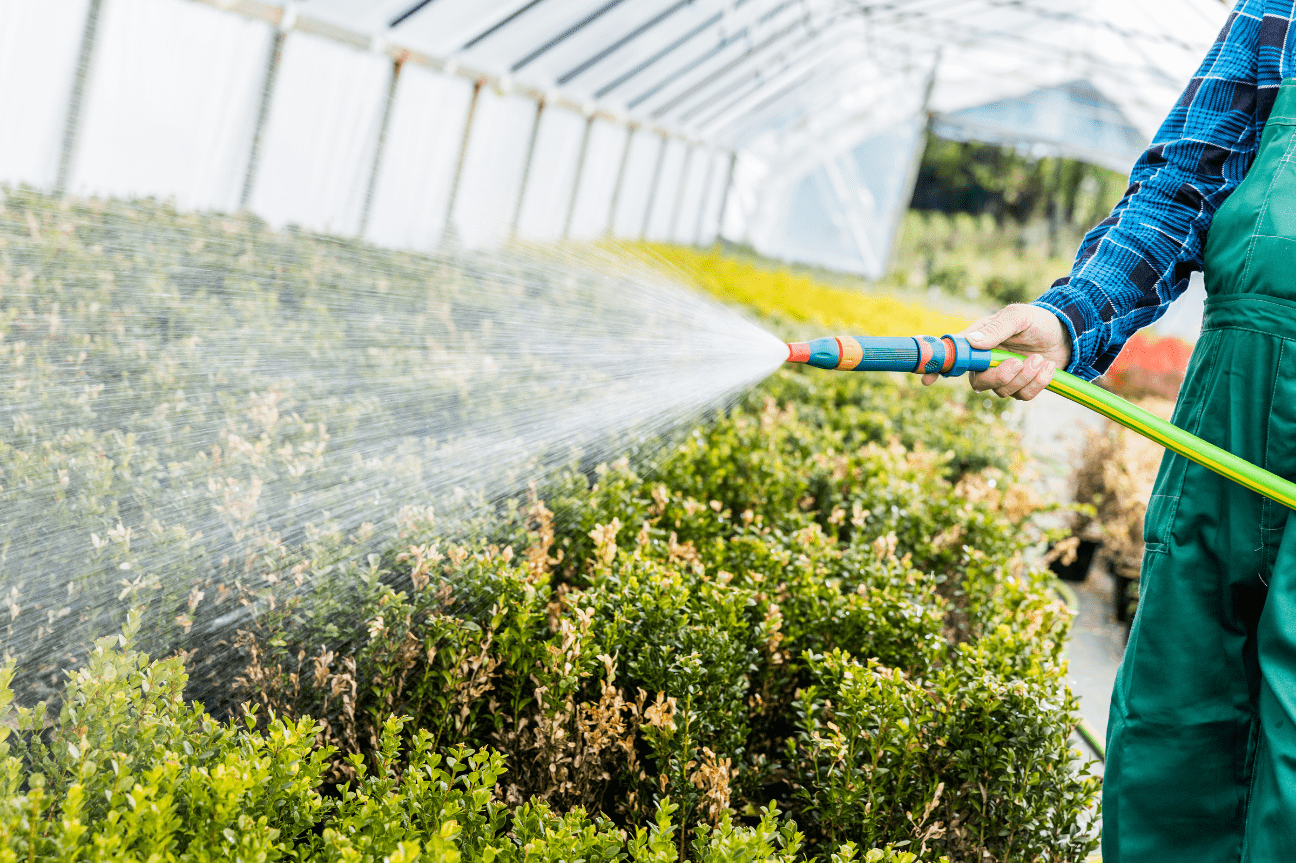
[
  {"xmin": 1256, "ymin": 340, "xmax": 1285, "ymax": 585},
  {"xmin": 1201, "ymin": 324, "xmax": 1296, "ymax": 343},
  {"xmin": 1206, "ymin": 294, "xmax": 1296, "ymax": 314},
  {"xmin": 1242, "ymin": 719, "xmax": 1263, "ymax": 858},
  {"xmin": 1240, "ymin": 133, "xmax": 1296, "ymax": 286}
]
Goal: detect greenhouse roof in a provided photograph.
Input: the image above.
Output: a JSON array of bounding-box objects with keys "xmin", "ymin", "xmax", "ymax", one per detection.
[
  {"xmin": 288, "ymin": 0, "xmax": 1227, "ymax": 155},
  {"xmin": 0, "ymin": 0, "xmax": 1231, "ymax": 277}
]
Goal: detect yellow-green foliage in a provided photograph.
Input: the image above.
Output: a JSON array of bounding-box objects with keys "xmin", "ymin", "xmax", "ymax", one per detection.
[
  {"xmin": 639, "ymin": 245, "xmax": 969, "ymax": 337},
  {"xmin": 0, "ymin": 192, "xmax": 1099, "ymax": 862}
]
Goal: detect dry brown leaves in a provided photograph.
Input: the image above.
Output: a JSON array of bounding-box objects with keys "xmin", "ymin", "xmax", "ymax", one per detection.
[{"xmin": 1074, "ymin": 397, "xmax": 1172, "ymax": 577}]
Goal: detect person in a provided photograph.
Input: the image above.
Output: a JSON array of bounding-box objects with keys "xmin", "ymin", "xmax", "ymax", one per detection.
[{"xmin": 922, "ymin": 2, "xmax": 1296, "ymax": 860}]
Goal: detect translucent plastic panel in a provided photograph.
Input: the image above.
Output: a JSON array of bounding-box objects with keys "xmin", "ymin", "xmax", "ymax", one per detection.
[
  {"xmin": 514, "ymin": 105, "xmax": 586, "ymax": 242},
  {"xmin": 671, "ymin": 145, "xmax": 712, "ymax": 246},
  {"xmin": 644, "ymin": 137, "xmax": 687, "ymax": 243},
  {"xmin": 450, "ymin": 87, "xmax": 538, "ymax": 249},
  {"xmin": 754, "ymin": 120, "xmax": 922, "ymax": 277},
  {"xmin": 72, "ymin": 0, "xmax": 271, "ymax": 212},
  {"xmin": 610, "ymin": 129, "xmax": 662, "ymax": 240},
  {"xmin": 249, "ymin": 31, "xmax": 390, "ymax": 236},
  {"xmin": 934, "ymin": 81, "xmax": 1148, "ymax": 173},
  {"xmin": 0, "ymin": 0, "xmax": 88, "ymax": 189},
  {"xmin": 696, "ymin": 151, "xmax": 731, "ymax": 247},
  {"xmin": 365, "ymin": 64, "xmax": 474, "ymax": 252},
  {"xmin": 568, "ymin": 119, "xmax": 629, "ymax": 240}
]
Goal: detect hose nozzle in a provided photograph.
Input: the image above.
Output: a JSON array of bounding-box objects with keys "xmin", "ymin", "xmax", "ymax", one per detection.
[{"xmin": 785, "ymin": 335, "xmax": 991, "ymax": 378}]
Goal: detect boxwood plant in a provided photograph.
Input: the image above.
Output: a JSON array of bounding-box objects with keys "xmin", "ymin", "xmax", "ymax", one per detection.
[{"xmin": 0, "ymin": 189, "xmax": 1098, "ymax": 861}]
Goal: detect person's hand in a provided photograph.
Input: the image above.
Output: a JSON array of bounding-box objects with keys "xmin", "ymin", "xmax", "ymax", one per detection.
[{"xmin": 920, "ymin": 304, "xmax": 1071, "ymax": 401}]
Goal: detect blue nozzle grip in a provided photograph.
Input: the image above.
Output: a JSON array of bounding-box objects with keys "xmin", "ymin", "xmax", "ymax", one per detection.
[
  {"xmin": 795, "ymin": 335, "xmax": 991, "ymax": 376},
  {"xmin": 940, "ymin": 334, "xmax": 992, "ymax": 377}
]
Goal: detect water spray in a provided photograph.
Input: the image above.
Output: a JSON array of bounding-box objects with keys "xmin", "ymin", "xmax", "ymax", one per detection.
[{"xmin": 786, "ymin": 334, "xmax": 1296, "ymax": 511}]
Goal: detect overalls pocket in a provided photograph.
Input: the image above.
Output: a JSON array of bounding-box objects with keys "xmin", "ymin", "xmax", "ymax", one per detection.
[{"xmin": 1142, "ymin": 329, "xmax": 1224, "ymax": 554}]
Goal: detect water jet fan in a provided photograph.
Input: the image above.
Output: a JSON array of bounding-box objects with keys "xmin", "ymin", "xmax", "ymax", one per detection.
[{"xmin": 785, "ymin": 333, "xmax": 1296, "ymax": 511}]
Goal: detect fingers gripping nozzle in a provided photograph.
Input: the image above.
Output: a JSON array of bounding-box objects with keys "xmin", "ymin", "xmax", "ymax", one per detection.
[{"xmin": 785, "ymin": 335, "xmax": 991, "ymax": 377}]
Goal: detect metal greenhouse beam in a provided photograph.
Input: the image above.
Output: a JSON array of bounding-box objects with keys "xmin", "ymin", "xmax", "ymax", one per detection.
[
  {"xmin": 54, "ymin": 0, "xmax": 104, "ymax": 196},
  {"xmin": 713, "ymin": 151, "xmax": 737, "ymax": 241},
  {"xmin": 641, "ymin": 134, "xmax": 669, "ymax": 239},
  {"xmin": 463, "ymin": 0, "xmax": 551, "ymax": 51},
  {"xmin": 239, "ymin": 28, "xmax": 287, "ymax": 211},
  {"xmin": 626, "ymin": 25, "xmax": 753, "ymax": 110},
  {"xmin": 593, "ymin": 12, "xmax": 721, "ymax": 98},
  {"xmin": 511, "ymin": 99, "xmax": 546, "ymax": 236},
  {"xmin": 635, "ymin": 11, "xmax": 829, "ymax": 115},
  {"xmin": 557, "ymin": 0, "xmax": 696, "ymax": 85},
  {"xmin": 674, "ymin": 30, "xmax": 843, "ymax": 124},
  {"xmin": 563, "ymin": 114, "xmax": 596, "ymax": 238},
  {"xmin": 441, "ymin": 79, "xmax": 483, "ymax": 240},
  {"xmin": 357, "ymin": 57, "xmax": 405, "ymax": 238},
  {"xmin": 593, "ymin": 0, "xmax": 784, "ymax": 97},
  {"xmin": 388, "ymin": 0, "xmax": 439, "ymax": 29},
  {"xmin": 513, "ymin": 0, "xmax": 632, "ymax": 73},
  {"xmin": 690, "ymin": 147, "xmax": 718, "ymax": 245},
  {"xmin": 605, "ymin": 124, "xmax": 637, "ymax": 235},
  {"xmin": 705, "ymin": 60, "xmax": 846, "ymax": 142},
  {"xmin": 651, "ymin": 6, "xmax": 857, "ymax": 120},
  {"xmin": 689, "ymin": 38, "xmax": 860, "ymax": 130},
  {"xmin": 668, "ymin": 145, "xmax": 694, "ymax": 241}
]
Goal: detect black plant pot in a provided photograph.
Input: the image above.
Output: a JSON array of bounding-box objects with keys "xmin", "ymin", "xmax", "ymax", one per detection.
[
  {"xmin": 1049, "ymin": 538, "xmax": 1099, "ymax": 583},
  {"xmin": 1114, "ymin": 569, "xmax": 1140, "ymax": 624}
]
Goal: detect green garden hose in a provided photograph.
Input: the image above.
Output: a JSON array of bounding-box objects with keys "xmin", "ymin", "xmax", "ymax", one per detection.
[
  {"xmin": 988, "ymin": 348, "xmax": 1296, "ymax": 511},
  {"xmin": 785, "ymin": 334, "xmax": 1296, "ymax": 511}
]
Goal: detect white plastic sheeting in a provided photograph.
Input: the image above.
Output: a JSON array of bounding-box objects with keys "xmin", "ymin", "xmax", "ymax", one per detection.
[
  {"xmin": 449, "ymin": 87, "xmax": 538, "ymax": 248},
  {"xmin": 610, "ymin": 130, "xmax": 664, "ymax": 240},
  {"xmin": 515, "ymin": 105, "xmax": 586, "ymax": 242},
  {"xmin": 0, "ymin": 0, "xmax": 1230, "ymax": 275},
  {"xmin": 0, "ymin": 0, "xmax": 89, "ymax": 189},
  {"xmin": 72, "ymin": 0, "xmax": 270, "ymax": 211},
  {"xmin": 933, "ymin": 81, "xmax": 1151, "ymax": 174},
  {"xmin": 250, "ymin": 32, "xmax": 390, "ymax": 236},
  {"xmin": 645, "ymin": 137, "xmax": 688, "ymax": 243},
  {"xmin": 364, "ymin": 65, "xmax": 474, "ymax": 252},
  {"xmin": 568, "ymin": 118, "xmax": 629, "ymax": 239}
]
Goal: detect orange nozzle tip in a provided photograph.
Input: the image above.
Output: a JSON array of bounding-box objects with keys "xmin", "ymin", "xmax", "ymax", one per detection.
[{"xmin": 786, "ymin": 342, "xmax": 811, "ymax": 363}]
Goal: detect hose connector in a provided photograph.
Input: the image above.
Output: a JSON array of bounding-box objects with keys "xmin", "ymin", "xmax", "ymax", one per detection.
[{"xmin": 785, "ymin": 334, "xmax": 991, "ymax": 377}]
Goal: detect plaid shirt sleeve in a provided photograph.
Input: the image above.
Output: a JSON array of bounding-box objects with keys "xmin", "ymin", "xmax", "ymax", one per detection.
[{"xmin": 1033, "ymin": 0, "xmax": 1294, "ymax": 380}]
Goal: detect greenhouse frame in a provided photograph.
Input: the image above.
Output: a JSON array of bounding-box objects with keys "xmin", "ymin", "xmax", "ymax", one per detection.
[{"xmin": 0, "ymin": 0, "xmax": 1227, "ymax": 276}]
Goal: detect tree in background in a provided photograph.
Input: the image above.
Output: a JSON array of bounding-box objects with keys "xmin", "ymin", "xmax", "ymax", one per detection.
[{"xmin": 894, "ymin": 132, "xmax": 1128, "ymax": 305}]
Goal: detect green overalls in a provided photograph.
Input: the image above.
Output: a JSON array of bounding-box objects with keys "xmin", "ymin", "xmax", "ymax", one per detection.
[{"xmin": 1104, "ymin": 79, "xmax": 1296, "ymax": 861}]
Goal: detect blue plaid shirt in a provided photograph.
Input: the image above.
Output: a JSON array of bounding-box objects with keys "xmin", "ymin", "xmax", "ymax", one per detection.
[{"xmin": 1033, "ymin": 0, "xmax": 1296, "ymax": 380}]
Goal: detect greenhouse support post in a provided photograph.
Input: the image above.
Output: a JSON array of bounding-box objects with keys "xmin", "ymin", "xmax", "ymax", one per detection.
[
  {"xmin": 563, "ymin": 113, "xmax": 595, "ymax": 238},
  {"xmin": 510, "ymin": 98, "xmax": 546, "ymax": 236},
  {"xmin": 640, "ymin": 133, "xmax": 669, "ymax": 240},
  {"xmin": 357, "ymin": 56, "xmax": 405, "ymax": 238},
  {"xmin": 511, "ymin": 0, "xmax": 630, "ymax": 74},
  {"xmin": 54, "ymin": 0, "xmax": 105, "ymax": 196},
  {"xmin": 593, "ymin": 11, "xmax": 723, "ymax": 99},
  {"xmin": 605, "ymin": 122, "xmax": 636, "ymax": 236},
  {"xmin": 667, "ymin": 144, "xmax": 694, "ymax": 242},
  {"xmin": 692, "ymin": 148, "xmax": 718, "ymax": 245},
  {"xmin": 646, "ymin": 16, "xmax": 816, "ymax": 118},
  {"xmin": 885, "ymin": 53, "xmax": 940, "ymax": 271},
  {"xmin": 240, "ymin": 28, "xmax": 287, "ymax": 211},
  {"xmin": 556, "ymin": 0, "xmax": 695, "ymax": 87},
  {"xmin": 823, "ymin": 155, "xmax": 878, "ymax": 274},
  {"xmin": 714, "ymin": 151, "xmax": 737, "ymax": 244},
  {"xmin": 442, "ymin": 78, "xmax": 484, "ymax": 242}
]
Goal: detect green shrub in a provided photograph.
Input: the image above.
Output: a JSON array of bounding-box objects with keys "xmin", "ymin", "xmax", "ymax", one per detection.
[
  {"xmin": 223, "ymin": 367, "xmax": 1096, "ymax": 860},
  {"xmin": 2, "ymin": 615, "xmax": 838, "ymax": 863},
  {"xmin": 1, "ymin": 190, "xmax": 1098, "ymax": 861}
]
